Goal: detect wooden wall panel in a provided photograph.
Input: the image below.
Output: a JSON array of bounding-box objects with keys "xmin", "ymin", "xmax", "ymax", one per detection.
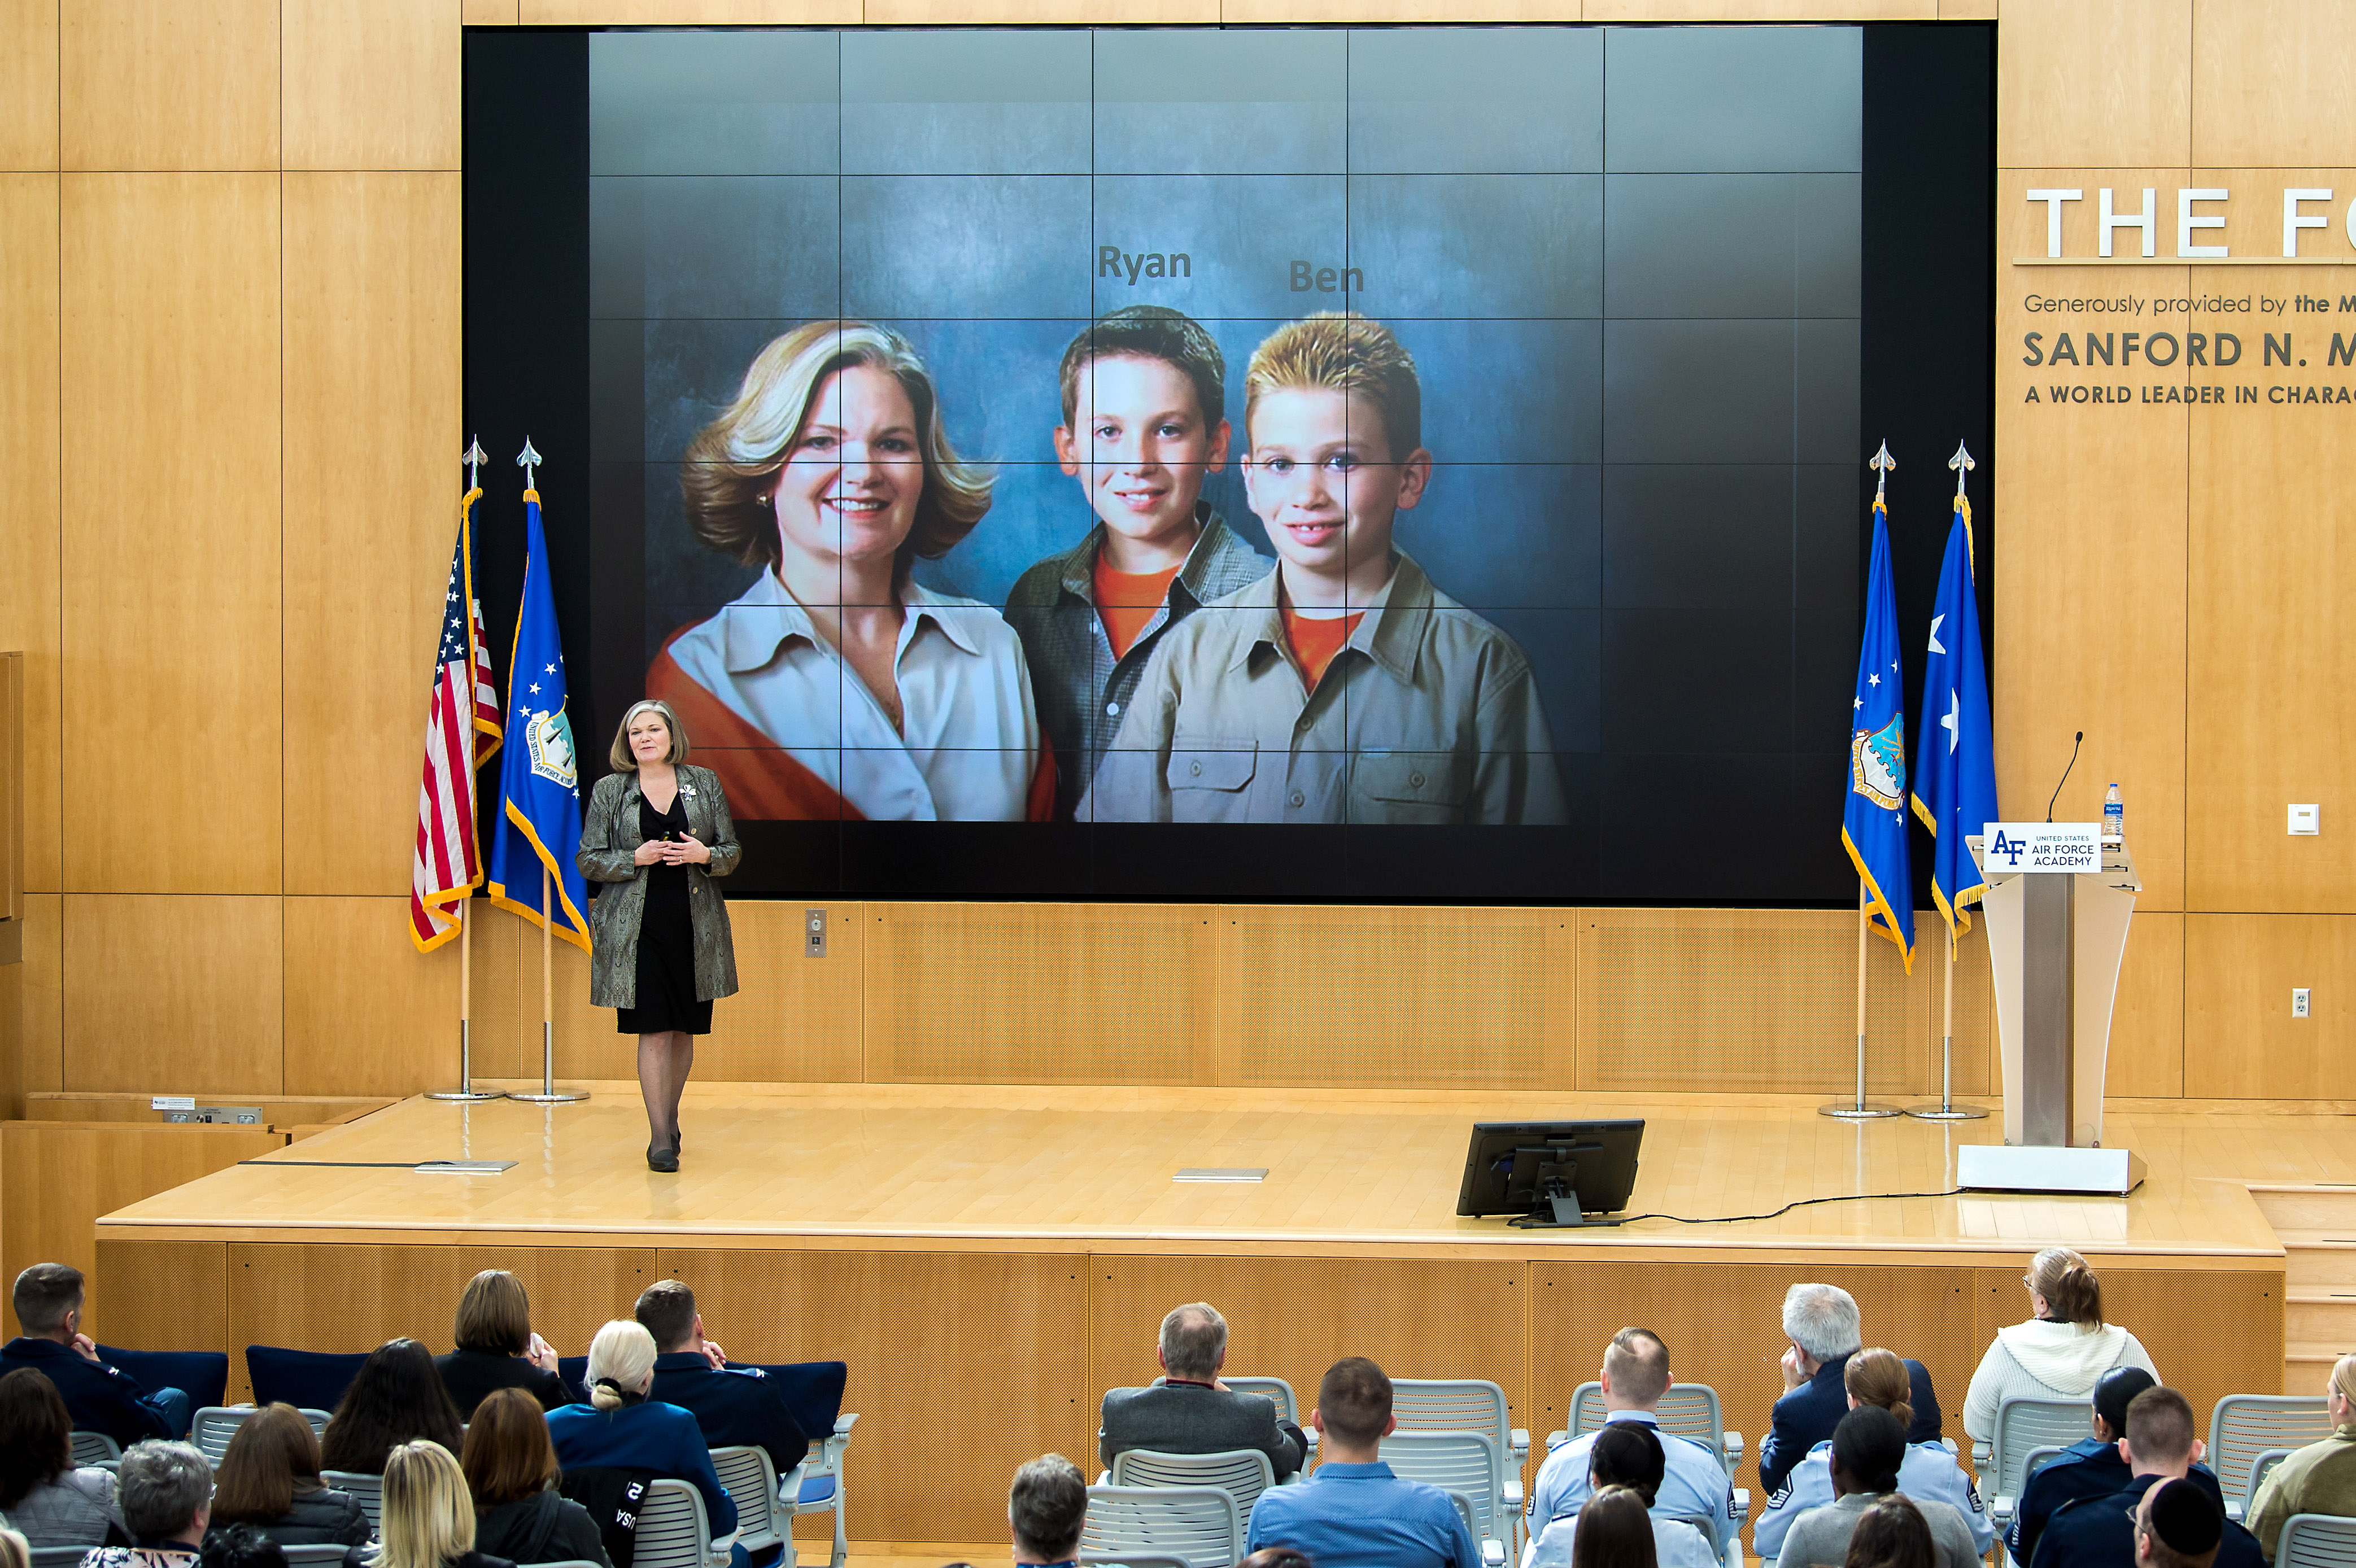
[
  {"xmin": 461, "ymin": 0, "xmax": 520, "ymax": 21},
  {"xmin": 60, "ymin": 0, "xmax": 278, "ymax": 172},
  {"xmin": 60, "ymin": 174, "xmax": 282, "ymax": 895},
  {"xmin": 2184, "ymin": 914, "xmax": 2356, "ymax": 1100},
  {"xmin": 0, "ymin": 0, "xmax": 59, "ymax": 171},
  {"xmin": 2108, "ymin": 911, "xmax": 2185, "ymax": 1098},
  {"xmin": 62, "ymin": 896, "xmax": 286, "ymax": 1095},
  {"xmin": 1997, "ymin": 0, "xmax": 2191, "ymax": 171},
  {"xmin": 520, "ymin": 0, "xmax": 858, "ymax": 20},
  {"xmin": 285, "ymin": 896, "xmax": 465, "ymax": 1098},
  {"xmin": 95, "ymin": 1239, "xmax": 228, "ymax": 1354},
  {"xmin": 285, "ymin": 0, "xmax": 462, "ymax": 172},
  {"xmin": 0, "ymin": 176, "xmax": 59, "ymax": 896},
  {"xmin": 226, "ymin": 1242, "xmax": 656, "ymax": 1401},
  {"xmin": 283, "ymin": 172, "xmax": 462, "ymax": 897},
  {"xmin": 2191, "ymin": 1, "xmax": 2356, "ymax": 168},
  {"xmin": 660, "ymin": 1248, "xmax": 1090, "ymax": 1546},
  {"xmin": 691, "ymin": 901, "xmax": 865, "ymax": 1083},
  {"xmin": 17, "ymin": 895, "xmax": 60, "ymax": 1094},
  {"xmin": 2, "ymin": 1123, "xmax": 282, "ymax": 1339}
]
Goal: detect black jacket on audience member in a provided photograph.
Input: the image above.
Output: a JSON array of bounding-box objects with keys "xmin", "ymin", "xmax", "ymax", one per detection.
[
  {"xmin": 435, "ymin": 1349, "xmax": 577, "ymax": 1418},
  {"xmin": 1099, "ymin": 1380, "xmax": 1308, "ymax": 1479},
  {"xmin": 2030, "ymin": 1473, "xmax": 2262, "ymax": 1568},
  {"xmin": 646, "ymin": 1353, "xmax": 809, "ymax": 1474},
  {"xmin": 213, "ymin": 1486, "xmax": 372, "ymax": 1549},
  {"xmin": 0, "ymin": 1338, "xmax": 174, "ymax": 1447},
  {"xmin": 473, "ymin": 1488, "xmax": 612, "ymax": 1568}
]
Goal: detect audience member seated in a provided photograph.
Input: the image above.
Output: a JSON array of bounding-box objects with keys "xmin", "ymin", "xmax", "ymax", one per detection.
[
  {"xmin": 2243, "ymin": 1351, "xmax": 2356, "ymax": 1562},
  {"xmin": 1245, "ymin": 1358, "xmax": 1478, "ymax": 1568},
  {"xmin": 2030, "ymin": 1386, "xmax": 2261, "ymax": 1568},
  {"xmin": 548, "ymin": 1321, "xmax": 738, "ymax": 1566},
  {"xmin": 1006, "ymin": 1455, "xmax": 1087, "ymax": 1568},
  {"xmin": 321, "ymin": 1341, "xmax": 465, "ymax": 1477},
  {"xmin": 1527, "ymin": 1425, "xmax": 1711, "ymax": 1568},
  {"xmin": 78, "ymin": 1440, "xmax": 213, "ymax": 1568},
  {"xmin": 1, "ymin": 1266, "xmax": 189, "ymax": 1446},
  {"xmin": 0, "ymin": 1368, "xmax": 126, "ymax": 1548},
  {"xmin": 632, "ymin": 1281, "xmax": 809, "ymax": 1473},
  {"xmin": 342, "ymin": 1440, "xmax": 514, "ymax": 1568},
  {"xmin": 458, "ymin": 1390, "xmax": 609, "ymax": 1568},
  {"xmin": 1524, "ymin": 1327, "xmax": 1733, "ymax": 1561},
  {"xmin": 2131, "ymin": 1480, "xmax": 2239, "ymax": 1568},
  {"xmin": 435, "ymin": 1272, "xmax": 575, "ymax": 1419},
  {"xmin": 2008, "ymin": 1366, "xmax": 2226, "ymax": 1566},
  {"xmin": 206, "ymin": 1403, "xmax": 369, "ymax": 1548},
  {"xmin": 1775, "ymin": 1408, "xmax": 1979, "ymax": 1568},
  {"xmin": 1841, "ymin": 1495, "xmax": 1936, "ymax": 1568},
  {"xmin": 1760, "ymin": 1285, "xmax": 1941, "ymax": 1495},
  {"xmin": 1752, "ymin": 1348, "xmax": 1989, "ymax": 1562},
  {"xmin": 1964, "ymin": 1248, "xmax": 2158, "ymax": 1444},
  {"xmin": 1099, "ymin": 1303, "xmax": 1306, "ymax": 1480},
  {"xmin": 199, "ymin": 1524, "xmax": 286, "ymax": 1568},
  {"xmin": 1553, "ymin": 1487, "xmax": 1651, "ymax": 1568}
]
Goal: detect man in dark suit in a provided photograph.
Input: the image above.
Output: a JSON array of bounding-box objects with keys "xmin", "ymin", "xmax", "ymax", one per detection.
[
  {"xmin": 2031, "ymin": 1388, "xmax": 2262, "ymax": 1568},
  {"xmin": 635, "ymin": 1280, "xmax": 810, "ymax": 1478},
  {"xmin": 1099, "ymin": 1302, "xmax": 1306, "ymax": 1478},
  {"xmin": 0, "ymin": 1263, "xmax": 190, "ymax": 1444},
  {"xmin": 1756, "ymin": 1282, "xmax": 1942, "ymax": 1495}
]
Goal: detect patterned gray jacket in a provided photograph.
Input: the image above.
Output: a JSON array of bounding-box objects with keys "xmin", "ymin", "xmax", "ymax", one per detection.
[{"xmin": 576, "ymin": 765, "xmax": 742, "ymax": 1010}]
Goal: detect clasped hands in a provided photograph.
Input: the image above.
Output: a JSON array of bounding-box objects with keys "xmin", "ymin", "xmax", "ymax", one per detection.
[{"xmin": 632, "ymin": 833, "xmax": 712, "ymax": 867}]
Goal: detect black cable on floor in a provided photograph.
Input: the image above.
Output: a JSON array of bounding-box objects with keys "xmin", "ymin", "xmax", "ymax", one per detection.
[{"xmin": 1617, "ymin": 1186, "xmax": 1969, "ymax": 1226}]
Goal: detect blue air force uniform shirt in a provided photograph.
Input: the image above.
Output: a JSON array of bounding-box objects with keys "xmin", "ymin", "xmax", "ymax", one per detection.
[
  {"xmin": 1751, "ymin": 1438, "xmax": 1992, "ymax": 1560},
  {"xmin": 1523, "ymin": 1412, "xmax": 1734, "ymax": 1561},
  {"xmin": 1246, "ymin": 1461, "xmax": 1481, "ymax": 1568}
]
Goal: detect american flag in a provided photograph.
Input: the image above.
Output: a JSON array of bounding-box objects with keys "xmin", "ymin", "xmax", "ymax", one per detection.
[{"xmin": 409, "ymin": 488, "xmax": 504, "ymax": 950}]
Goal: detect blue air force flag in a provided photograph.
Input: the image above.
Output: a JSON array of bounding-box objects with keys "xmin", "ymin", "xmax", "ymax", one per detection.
[
  {"xmin": 1843, "ymin": 493, "xmax": 1915, "ymax": 971},
  {"xmin": 1910, "ymin": 496, "xmax": 1999, "ymax": 941},
  {"xmin": 487, "ymin": 489, "xmax": 591, "ymax": 951}
]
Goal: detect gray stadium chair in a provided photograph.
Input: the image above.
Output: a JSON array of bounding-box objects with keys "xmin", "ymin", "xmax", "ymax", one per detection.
[
  {"xmin": 708, "ymin": 1444, "xmax": 793, "ymax": 1568},
  {"xmin": 1443, "ymin": 1488, "xmax": 1509, "ymax": 1568},
  {"xmin": 790, "ymin": 1411, "xmax": 858, "ymax": 1568},
  {"xmin": 1556, "ymin": 1380, "xmax": 1749, "ymax": 1522},
  {"xmin": 323, "ymin": 1469, "xmax": 383, "ymax": 1538},
  {"xmin": 2249, "ymin": 1447, "xmax": 2296, "ymax": 1508},
  {"xmin": 1111, "ymin": 1448, "xmax": 1278, "ymax": 1529},
  {"xmin": 280, "ymin": 1547, "xmax": 355, "ymax": 1567},
  {"xmin": 1080, "ymin": 1483, "xmax": 1244, "ymax": 1568},
  {"xmin": 2021, "ymin": 1444, "xmax": 2067, "ymax": 1484},
  {"xmin": 1973, "ymin": 1396, "xmax": 2092, "ymax": 1530},
  {"xmin": 2211, "ymin": 1395, "xmax": 2335, "ymax": 1520},
  {"xmin": 1381, "ymin": 1431, "xmax": 1511, "ymax": 1568},
  {"xmin": 1391, "ymin": 1380, "xmax": 1529, "ymax": 1556},
  {"xmin": 68, "ymin": 1430, "xmax": 120, "ymax": 1467},
  {"xmin": 636, "ymin": 1478, "xmax": 730, "ymax": 1568},
  {"xmin": 30, "ymin": 1547, "xmax": 90, "ymax": 1568},
  {"xmin": 2278, "ymin": 1513, "xmax": 2356, "ymax": 1568},
  {"xmin": 1079, "ymin": 1556, "xmax": 1191, "ymax": 1568}
]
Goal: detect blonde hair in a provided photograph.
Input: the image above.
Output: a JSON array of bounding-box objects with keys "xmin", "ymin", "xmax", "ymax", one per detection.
[
  {"xmin": 0, "ymin": 1527, "xmax": 25, "ymax": 1568},
  {"xmin": 1844, "ymin": 1347, "xmax": 1916, "ymax": 1433},
  {"xmin": 586, "ymin": 1319, "xmax": 658, "ymax": 1410},
  {"xmin": 1245, "ymin": 313, "xmax": 1422, "ymax": 461},
  {"xmin": 2331, "ymin": 1353, "xmax": 2356, "ymax": 1407},
  {"xmin": 2028, "ymin": 1246, "xmax": 2105, "ymax": 1328},
  {"xmin": 609, "ymin": 700, "xmax": 690, "ymax": 771},
  {"xmin": 371, "ymin": 1441, "xmax": 473, "ymax": 1568},
  {"xmin": 681, "ymin": 320, "xmax": 991, "ymax": 583}
]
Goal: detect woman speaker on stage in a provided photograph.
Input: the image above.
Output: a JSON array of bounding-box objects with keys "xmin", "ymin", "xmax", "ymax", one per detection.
[{"xmin": 578, "ymin": 700, "xmax": 741, "ymax": 1172}]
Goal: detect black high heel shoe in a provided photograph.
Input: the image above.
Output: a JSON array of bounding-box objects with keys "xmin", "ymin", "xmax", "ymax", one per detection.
[{"xmin": 647, "ymin": 1139, "xmax": 679, "ymax": 1173}]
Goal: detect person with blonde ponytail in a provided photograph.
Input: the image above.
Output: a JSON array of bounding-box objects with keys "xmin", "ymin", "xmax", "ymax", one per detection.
[
  {"xmin": 1963, "ymin": 1247, "xmax": 2157, "ymax": 1443},
  {"xmin": 346, "ymin": 1441, "xmax": 509, "ymax": 1568},
  {"xmin": 544, "ymin": 1324, "xmax": 736, "ymax": 1554},
  {"xmin": 1753, "ymin": 1349, "xmax": 1993, "ymax": 1562},
  {"xmin": 2244, "ymin": 1352, "xmax": 2356, "ymax": 1560}
]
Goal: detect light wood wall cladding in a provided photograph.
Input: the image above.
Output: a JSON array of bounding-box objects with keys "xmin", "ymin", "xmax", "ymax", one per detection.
[
  {"xmin": 0, "ymin": 0, "xmax": 58, "ymax": 171},
  {"xmin": 2, "ymin": 1123, "xmax": 284, "ymax": 1342},
  {"xmin": 283, "ymin": 173, "xmax": 463, "ymax": 898},
  {"xmin": 1997, "ymin": 0, "xmax": 2192, "ymax": 169},
  {"xmin": 686, "ymin": 900, "xmax": 865, "ymax": 1083},
  {"xmin": 2189, "ymin": 0, "xmax": 2356, "ymax": 168},
  {"xmin": 60, "ymin": 174, "xmax": 282, "ymax": 896},
  {"xmin": 283, "ymin": 0, "xmax": 461, "ymax": 172},
  {"xmin": 93, "ymin": 1240, "xmax": 230, "ymax": 1359},
  {"xmin": 62, "ymin": 896, "xmax": 286, "ymax": 1095},
  {"xmin": 2184, "ymin": 915, "xmax": 2356, "ymax": 1100},
  {"xmin": 2109, "ymin": 911, "xmax": 2185, "ymax": 1098},
  {"xmin": 286, "ymin": 896, "xmax": 475, "ymax": 1097},
  {"xmin": 60, "ymin": 0, "xmax": 278, "ymax": 172},
  {"xmin": 17, "ymin": 896, "xmax": 59, "ymax": 1094},
  {"xmin": 0, "ymin": 176, "xmax": 59, "ymax": 897}
]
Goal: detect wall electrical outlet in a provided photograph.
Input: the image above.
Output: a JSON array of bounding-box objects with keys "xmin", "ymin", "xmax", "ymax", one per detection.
[
  {"xmin": 805, "ymin": 908, "xmax": 827, "ymax": 958},
  {"xmin": 2294, "ymin": 988, "xmax": 2312, "ymax": 1018},
  {"xmin": 2290, "ymin": 803, "xmax": 2321, "ymax": 835}
]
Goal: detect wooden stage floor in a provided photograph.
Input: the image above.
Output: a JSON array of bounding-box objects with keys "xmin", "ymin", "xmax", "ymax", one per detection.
[{"xmin": 90, "ymin": 1084, "xmax": 2329, "ymax": 1554}]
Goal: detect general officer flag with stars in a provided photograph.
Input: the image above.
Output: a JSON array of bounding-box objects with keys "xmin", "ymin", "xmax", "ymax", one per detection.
[
  {"xmin": 1910, "ymin": 493, "xmax": 1999, "ymax": 941},
  {"xmin": 1843, "ymin": 490, "xmax": 1915, "ymax": 971},
  {"xmin": 487, "ymin": 487, "xmax": 591, "ymax": 951}
]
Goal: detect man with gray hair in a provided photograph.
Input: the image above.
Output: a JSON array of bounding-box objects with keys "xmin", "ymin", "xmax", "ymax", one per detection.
[
  {"xmin": 1009, "ymin": 1453, "xmax": 1088, "ymax": 1566},
  {"xmin": 80, "ymin": 1440, "xmax": 211, "ymax": 1566},
  {"xmin": 1098, "ymin": 1301, "xmax": 1307, "ymax": 1478},
  {"xmin": 1757, "ymin": 1283, "xmax": 1943, "ymax": 1495}
]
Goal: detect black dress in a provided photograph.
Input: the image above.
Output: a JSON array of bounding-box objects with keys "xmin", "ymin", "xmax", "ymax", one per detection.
[{"xmin": 614, "ymin": 791, "xmax": 712, "ymax": 1036}]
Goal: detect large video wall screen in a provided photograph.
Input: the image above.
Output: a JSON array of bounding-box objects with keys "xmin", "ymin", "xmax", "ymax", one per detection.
[{"xmin": 473, "ymin": 23, "xmax": 1992, "ymax": 902}]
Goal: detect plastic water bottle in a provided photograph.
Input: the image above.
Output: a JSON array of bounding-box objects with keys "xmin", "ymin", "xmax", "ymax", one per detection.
[{"xmin": 2103, "ymin": 783, "xmax": 2124, "ymax": 845}]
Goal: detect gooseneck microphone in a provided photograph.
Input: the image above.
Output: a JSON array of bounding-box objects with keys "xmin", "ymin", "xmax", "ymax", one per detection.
[{"xmin": 2045, "ymin": 731, "xmax": 2084, "ymax": 822}]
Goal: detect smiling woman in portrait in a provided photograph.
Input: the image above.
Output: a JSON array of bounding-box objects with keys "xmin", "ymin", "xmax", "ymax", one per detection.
[{"xmin": 648, "ymin": 320, "xmax": 1051, "ymax": 822}]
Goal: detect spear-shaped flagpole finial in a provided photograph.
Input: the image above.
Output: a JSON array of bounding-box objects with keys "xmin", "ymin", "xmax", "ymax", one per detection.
[
  {"xmin": 1870, "ymin": 440, "xmax": 1896, "ymax": 499},
  {"xmin": 517, "ymin": 437, "xmax": 542, "ymax": 492},
  {"xmin": 1948, "ymin": 440, "xmax": 1976, "ymax": 499},
  {"xmin": 464, "ymin": 437, "xmax": 487, "ymax": 491}
]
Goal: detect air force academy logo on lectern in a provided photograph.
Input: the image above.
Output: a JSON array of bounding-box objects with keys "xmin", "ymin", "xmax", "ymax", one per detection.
[
  {"xmin": 524, "ymin": 708, "xmax": 578, "ymax": 790},
  {"xmin": 1851, "ymin": 713, "xmax": 1907, "ymax": 811}
]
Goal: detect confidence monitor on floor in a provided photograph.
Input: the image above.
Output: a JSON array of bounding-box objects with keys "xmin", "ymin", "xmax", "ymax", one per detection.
[{"xmin": 1457, "ymin": 1120, "xmax": 1645, "ymax": 1228}]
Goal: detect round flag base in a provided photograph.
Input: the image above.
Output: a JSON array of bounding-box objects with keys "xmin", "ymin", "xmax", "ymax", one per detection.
[
  {"xmin": 423, "ymin": 1089, "xmax": 507, "ymax": 1103},
  {"xmin": 510, "ymin": 1089, "xmax": 591, "ymax": 1104},
  {"xmin": 1818, "ymin": 1100, "xmax": 1905, "ymax": 1120},
  {"xmin": 1904, "ymin": 1101, "xmax": 1991, "ymax": 1121}
]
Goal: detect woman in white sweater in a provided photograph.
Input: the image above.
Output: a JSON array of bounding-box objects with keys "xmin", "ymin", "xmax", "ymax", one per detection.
[{"xmin": 1962, "ymin": 1246, "xmax": 2158, "ymax": 1441}]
